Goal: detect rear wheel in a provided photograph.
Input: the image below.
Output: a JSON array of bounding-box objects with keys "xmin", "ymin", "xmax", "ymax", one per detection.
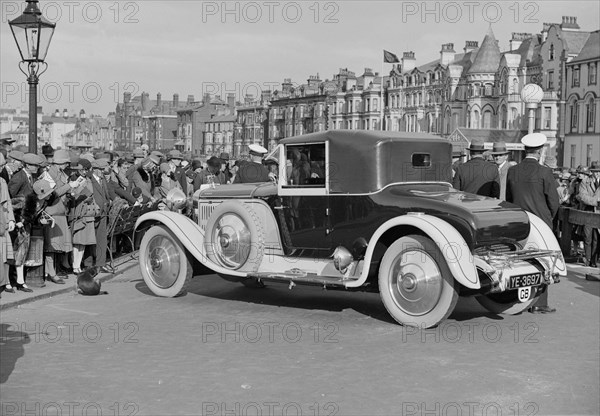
[
  {"xmin": 378, "ymin": 235, "xmax": 458, "ymax": 328},
  {"xmin": 476, "ymin": 288, "xmax": 541, "ymax": 315},
  {"xmin": 139, "ymin": 226, "xmax": 192, "ymax": 297}
]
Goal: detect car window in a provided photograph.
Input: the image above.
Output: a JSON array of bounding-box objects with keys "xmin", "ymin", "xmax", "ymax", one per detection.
[{"xmin": 283, "ymin": 143, "xmax": 326, "ymax": 188}]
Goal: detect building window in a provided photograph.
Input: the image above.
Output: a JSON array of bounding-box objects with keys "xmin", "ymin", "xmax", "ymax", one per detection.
[
  {"xmin": 549, "ymin": 44, "xmax": 554, "ymax": 60},
  {"xmin": 544, "ymin": 107, "xmax": 551, "ymax": 129},
  {"xmin": 589, "ymin": 63, "xmax": 597, "ymax": 85},
  {"xmin": 484, "ymin": 84, "xmax": 493, "ymax": 96},
  {"xmin": 571, "ymin": 100, "xmax": 579, "ymax": 131},
  {"xmin": 573, "ymin": 67, "xmax": 580, "ymax": 87},
  {"xmin": 483, "ymin": 110, "xmax": 492, "ymax": 129},
  {"xmin": 587, "ymin": 144, "xmax": 593, "ymax": 167},
  {"xmin": 373, "ymin": 98, "xmax": 378, "ymax": 111},
  {"xmin": 570, "ymin": 145, "xmax": 577, "ymax": 167},
  {"xmin": 548, "ymin": 71, "xmax": 554, "ymax": 90},
  {"xmin": 586, "ymin": 98, "xmax": 596, "ymax": 130}
]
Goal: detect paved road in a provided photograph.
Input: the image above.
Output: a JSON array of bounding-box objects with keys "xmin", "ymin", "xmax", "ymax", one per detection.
[{"xmin": 1, "ymin": 262, "xmax": 598, "ymax": 416}]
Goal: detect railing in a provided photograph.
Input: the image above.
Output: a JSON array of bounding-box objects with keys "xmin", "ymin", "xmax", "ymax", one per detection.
[{"xmin": 557, "ymin": 207, "xmax": 600, "ymax": 259}]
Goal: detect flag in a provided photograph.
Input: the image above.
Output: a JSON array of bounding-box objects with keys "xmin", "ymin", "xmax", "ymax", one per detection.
[{"xmin": 384, "ymin": 50, "xmax": 399, "ymax": 63}]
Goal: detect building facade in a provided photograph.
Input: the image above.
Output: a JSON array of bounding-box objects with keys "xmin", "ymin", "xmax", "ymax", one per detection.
[{"xmin": 563, "ymin": 30, "xmax": 600, "ymax": 167}]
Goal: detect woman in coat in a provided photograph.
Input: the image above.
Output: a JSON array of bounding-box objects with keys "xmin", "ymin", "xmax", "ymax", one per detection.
[
  {"xmin": 69, "ymin": 159, "xmax": 98, "ymax": 274},
  {"xmin": 0, "ymin": 153, "xmax": 16, "ymax": 294}
]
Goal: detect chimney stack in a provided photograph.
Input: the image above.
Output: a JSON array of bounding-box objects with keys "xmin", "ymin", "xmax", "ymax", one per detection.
[
  {"xmin": 173, "ymin": 93, "xmax": 179, "ymax": 108},
  {"xmin": 463, "ymin": 41, "xmax": 478, "ymax": 54},
  {"xmin": 440, "ymin": 43, "xmax": 455, "ymax": 65},
  {"xmin": 157, "ymin": 93, "xmax": 162, "ymax": 110},
  {"xmin": 401, "ymin": 52, "xmax": 416, "ymax": 72}
]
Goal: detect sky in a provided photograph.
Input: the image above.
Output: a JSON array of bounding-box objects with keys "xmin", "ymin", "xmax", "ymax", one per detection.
[{"xmin": 1, "ymin": 0, "xmax": 599, "ymax": 117}]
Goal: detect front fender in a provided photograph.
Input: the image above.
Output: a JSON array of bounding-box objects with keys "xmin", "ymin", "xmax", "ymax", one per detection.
[
  {"xmin": 346, "ymin": 213, "xmax": 479, "ymax": 289},
  {"xmin": 135, "ymin": 211, "xmax": 247, "ymax": 278}
]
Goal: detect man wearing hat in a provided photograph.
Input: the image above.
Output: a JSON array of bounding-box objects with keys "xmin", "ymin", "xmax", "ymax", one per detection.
[
  {"xmin": 129, "ymin": 155, "xmax": 159, "ymax": 202},
  {"xmin": 126, "ymin": 148, "xmax": 146, "ymax": 181},
  {"xmin": 1, "ymin": 152, "xmax": 16, "ymax": 294},
  {"xmin": 193, "ymin": 156, "xmax": 227, "ymax": 191},
  {"xmin": 233, "ymin": 144, "xmax": 270, "ymax": 184},
  {"xmin": 167, "ymin": 149, "xmax": 187, "ymax": 194},
  {"xmin": 490, "ymin": 141, "xmax": 515, "ymax": 201},
  {"xmin": 506, "ymin": 132, "xmax": 559, "ymax": 313},
  {"xmin": 43, "ymin": 149, "xmax": 79, "ymax": 281},
  {"xmin": 91, "ymin": 158, "xmax": 112, "ymax": 273},
  {"xmin": 219, "ymin": 152, "xmax": 233, "ymax": 183},
  {"xmin": 8, "ymin": 153, "xmax": 44, "ymax": 214},
  {"xmin": 577, "ymin": 161, "xmax": 600, "ymax": 270},
  {"xmin": 42, "ymin": 144, "xmax": 55, "ymax": 164},
  {"xmin": 1, "ymin": 137, "xmax": 16, "ymax": 154},
  {"xmin": 452, "ymin": 139, "xmax": 500, "ymax": 198}
]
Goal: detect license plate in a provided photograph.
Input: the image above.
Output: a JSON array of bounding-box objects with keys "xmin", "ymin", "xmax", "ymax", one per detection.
[{"xmin": 508, "ymin": 273, "xmax": 542, "ymax": 289}]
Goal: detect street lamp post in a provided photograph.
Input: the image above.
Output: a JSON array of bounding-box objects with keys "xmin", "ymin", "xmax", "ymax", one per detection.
[
  {"xmin": 520, "ymin": 83, "xmax": 546, "ymax": 163},
  {"xmin": 520, "ymin": 83, "xmax": 544, "ymax": 134},
  {"xmin": 9, "ymin": 0, "xmax": 56, "ymax": 154}
]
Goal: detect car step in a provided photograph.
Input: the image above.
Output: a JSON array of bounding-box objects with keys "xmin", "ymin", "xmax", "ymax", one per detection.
[{"xmin": 247, "ymin": 270, "xmax": 347, "ymax": 288}]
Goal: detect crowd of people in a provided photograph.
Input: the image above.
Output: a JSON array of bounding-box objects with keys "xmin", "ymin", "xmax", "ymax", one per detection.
[{"xmin": 0, "ymin": 140, "xmax": 271, "ymax": 296}]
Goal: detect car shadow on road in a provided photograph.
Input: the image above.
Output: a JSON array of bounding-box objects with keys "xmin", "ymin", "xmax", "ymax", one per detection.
[
  {"xmin": 133, "ymin": 276, "xmax": 507, "ymax": 326},
  {"xmin": 0, "ymin": 323, "xmax": 30, "ymax": 384}
]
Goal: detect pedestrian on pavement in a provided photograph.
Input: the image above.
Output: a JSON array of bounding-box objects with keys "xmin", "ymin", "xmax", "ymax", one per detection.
[
  {"xmin": 43, "ymin": 150, "xmax": 78, "ymax": 284},
  {"xmin": 506, "ymin": 133, "xmax": 560, "ymax": 313},
  {"xmin": 576, "ymin": 161, "xmax": 600, "ymax": 269},
  {"xmin": 490, "ymin": 142, "xmax": 513, "ymax": 201},
  {"xmin": 69, "ymin": 159, "xmax": 98, "ymax": 274},
  {"xmin": 0, "ymin": 152, "xmax": 16, "ymax": 295},
  {"xmin": 91, "ymin": 158, "xmax": 112, "ymax": 273},
  {"xmin": 452, "ymin": 139, "xmax": 500, "ymax": 198}
]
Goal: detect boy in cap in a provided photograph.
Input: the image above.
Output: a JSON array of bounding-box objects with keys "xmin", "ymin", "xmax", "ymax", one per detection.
[
  {"xmin": 233, "ymin": 144, "xmax": 270, "ymax": 184},
  {"xmin": 506, "ymin": 133, "xmax": 559, "ymax": 313}
]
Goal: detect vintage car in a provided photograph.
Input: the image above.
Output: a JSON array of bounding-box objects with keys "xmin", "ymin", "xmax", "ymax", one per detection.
[{"xmin": 135, "ymin": 130, "xmax": 565, "ymax": 328}]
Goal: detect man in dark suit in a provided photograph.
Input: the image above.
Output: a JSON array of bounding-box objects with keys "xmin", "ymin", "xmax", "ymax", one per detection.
[
  {"xmin": 452, "ymin": 138, "xmax": 500, "ymax": 198},
  {"xmin": 90, "ymin": 158, "xmax": 112, "ymax": 273},
  {"xmin": 506, "ymin": 133, "xmax": 560, "ymax": 313},
  {"xmin": 234, "ymin": 144, "xmax": 270, "ymax": 184}
]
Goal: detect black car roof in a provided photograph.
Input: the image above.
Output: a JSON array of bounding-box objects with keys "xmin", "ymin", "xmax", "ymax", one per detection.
[{"xmin": 280, "ymin": 130, "xmax": 453, "ymax": 193}]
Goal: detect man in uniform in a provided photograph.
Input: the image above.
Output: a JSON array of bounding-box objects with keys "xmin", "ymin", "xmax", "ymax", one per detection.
[
  {"xmin": 233, "ymin": 144, "xmax": 270, "ymax": 184},
  {"xmin": 452, "ymin": 138, "xmax": 500, "ymax": 197},
  {"xmin": 506, "ymin": 132, "xmax": 560, "ymax": 313}
]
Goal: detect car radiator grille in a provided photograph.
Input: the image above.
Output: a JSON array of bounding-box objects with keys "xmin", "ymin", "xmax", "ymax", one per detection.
[{"xmin": 197, "ymin": 201, "xmax": 221, "ymax": 232}]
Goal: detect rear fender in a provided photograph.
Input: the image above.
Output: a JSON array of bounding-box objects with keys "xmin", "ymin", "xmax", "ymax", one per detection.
[
  {"xmin": 346, "ymin": 213, "xmax": 479, "ymax": 289},
  {"xmin": 521, "ymin": 212, "xmax": 567, "ymax": 277},
  {"xmin": 135, "ymin": 211, "xmax": 247, "ymax": 278}
]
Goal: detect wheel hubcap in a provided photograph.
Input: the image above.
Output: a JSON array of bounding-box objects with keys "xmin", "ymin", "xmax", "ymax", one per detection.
[
  {"xmin": 144, "ymin": 235, "xmax": 180, "ymax": 289},
  {"xmin": 212, "ymin": 214, "xmax": 251, "ymax": 269},
  {"xmin": 389, "ymin": 249, "xmax": 443, "ymax": 316}
]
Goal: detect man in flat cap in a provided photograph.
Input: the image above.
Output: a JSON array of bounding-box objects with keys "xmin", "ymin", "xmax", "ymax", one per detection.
[
  {"xmin": 506, "ymin": 132, "xmax": 559, "ymax": 313},
  {"xmin": 91, "ymin": 158, "xmax": 112, "ymax": 273},
  {"xmin": 126, "ymin": 148, "xmax": 146, "ymax": 181},
  {"xmin": 233, "ymin": 144, "xmax": 270, "ymax": 184},
  {"xmin": 452, "ymin": 139, "xmax": 500, "ymax": 198}
]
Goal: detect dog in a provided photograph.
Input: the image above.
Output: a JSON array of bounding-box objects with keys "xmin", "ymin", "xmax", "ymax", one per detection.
[{"xmin": 77, "ymin": 267, "xmax": 108, "ymax": 296}]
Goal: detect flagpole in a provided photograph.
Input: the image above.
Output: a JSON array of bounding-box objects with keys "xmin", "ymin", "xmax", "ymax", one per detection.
[{"xmin": 380, "ymin": 58, "xmax": 384, "ymax": 131}]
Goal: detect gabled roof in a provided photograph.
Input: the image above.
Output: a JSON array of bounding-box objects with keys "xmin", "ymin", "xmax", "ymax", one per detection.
[
  {"xmin": 570, "ymin": 30, "xmax": 600, "ymax": 64},
  {"xmin": 560, "ymin": 30, "xmax": 591, "ymax": 55},
  {"xmin": 468, "ymin": 27, "xmax": 501, "ymax": 73}
]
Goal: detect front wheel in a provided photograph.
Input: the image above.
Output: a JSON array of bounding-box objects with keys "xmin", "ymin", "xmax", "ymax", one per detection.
[
  {"xmin": 139, "ymin": 225, "xmax": 192, "ymax": 297},
  {"xmin": 378, "ymin": 235, "xmax": 458, "ymax": 328}
]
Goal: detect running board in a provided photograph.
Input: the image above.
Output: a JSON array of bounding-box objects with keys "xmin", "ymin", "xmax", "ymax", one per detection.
[{"xmin": 247, "ymin": 270, "xmax": 348, "ymax": 288}]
